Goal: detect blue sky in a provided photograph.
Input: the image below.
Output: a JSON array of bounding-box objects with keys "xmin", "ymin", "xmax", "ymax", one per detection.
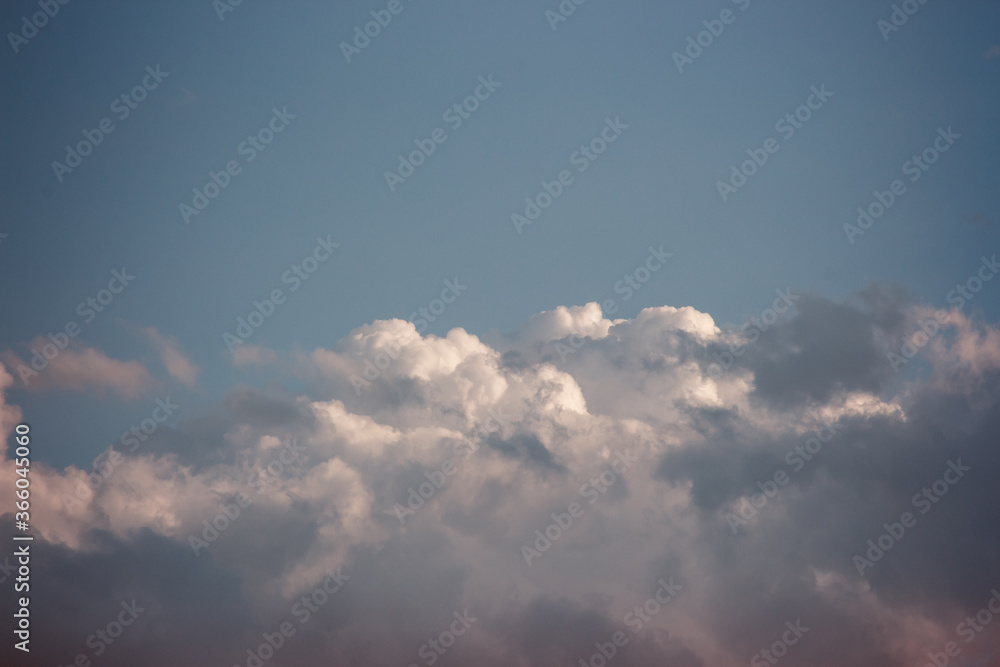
[
  {"xmin": 4, "ymin": 3, "xmax": 1000, "ymax": 665},
  {"xmin": 1, "ymin": 0, "xmax": 998, "ymax": 465}
]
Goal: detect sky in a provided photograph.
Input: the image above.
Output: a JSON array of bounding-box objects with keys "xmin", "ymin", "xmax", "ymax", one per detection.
[{"xmin": 1, "ymin": 0, "xmax": 999, "ymax": 665}]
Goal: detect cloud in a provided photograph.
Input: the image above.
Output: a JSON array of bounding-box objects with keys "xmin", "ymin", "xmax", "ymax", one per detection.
[
  {"xmin": 232, "ymin": 343, "xmax": 280, "ymax": 367},
  {"xmin": 1, "ymin": 339, "xmax": 151, "ymax": 399},
  {"xmin": 741, "ymin": 289, "xmax": 907, "ymax": 408},
  {"xmin": 3, "ymin": 290, "xmax": 1000, "ymax": 666},
  {"xmin": 144, "ymin": 327, "xmax": 200, "ymax": 387},
  {"xmin": 985, "ymin": 45, "xmax": 1000, "ymax": 60},
  {"xmin": 0, "ymin": 364, "xmax": 23, "ymax": 446}
]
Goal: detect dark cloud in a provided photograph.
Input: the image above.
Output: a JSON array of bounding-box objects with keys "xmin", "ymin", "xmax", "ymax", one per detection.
[
  {"xmin": 746, "ymin": 291, "xmax": 904, "ymax": 408},
  {"xmin": 486, "ymin": 431, "xmax": 566, "ymax": 471}
]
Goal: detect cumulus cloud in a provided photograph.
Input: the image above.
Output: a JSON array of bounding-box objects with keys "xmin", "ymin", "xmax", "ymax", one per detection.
[{"xmin": 2, "ymin": 289, "xmax": 1000, "ymax": 666}]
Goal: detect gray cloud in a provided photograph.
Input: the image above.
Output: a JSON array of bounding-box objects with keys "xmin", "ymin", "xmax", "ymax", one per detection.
[{"xmin": 3, "ymin": 291, "xmax": 999, "ymax": 666}]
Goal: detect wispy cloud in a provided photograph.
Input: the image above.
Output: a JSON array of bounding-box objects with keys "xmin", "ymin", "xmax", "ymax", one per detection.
[
  {"xmin": 143, "ymin": 327, "xmax": 199, "ymax": 387},
  {"xmin": 1, "ymin": 339, "xmax": 151, "ymax": 399}
]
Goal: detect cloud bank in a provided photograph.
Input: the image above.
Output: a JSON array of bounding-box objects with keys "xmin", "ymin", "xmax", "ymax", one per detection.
[{"xmin": 2, "ymin": 288, "xmax": 999, "ymax": 667}]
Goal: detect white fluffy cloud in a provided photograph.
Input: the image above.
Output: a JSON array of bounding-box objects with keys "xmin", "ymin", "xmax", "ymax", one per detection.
[{"xmin": 3, "ymin": 291, "xmax": 1000, "ymax": 666}]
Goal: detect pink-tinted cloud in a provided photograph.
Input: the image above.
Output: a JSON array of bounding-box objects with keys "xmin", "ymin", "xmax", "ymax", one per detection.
[
  {"xmin": 1, "ymin": 338, "xmax": 151, "ymax": 399},
  {"xmin": 143, "ymin": 327, "xmax": 199, "ymax": 387},
  {"xmin": 3, "ymin": 291, "xmax": 1000, "ymax": 666},
  {"xmin": 232, "ymin": 343, "xmax": 280, "ymax": 367},
  {"xmin": 0, "ymin": 363, "xmax": 24, "ymax": 444}
]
